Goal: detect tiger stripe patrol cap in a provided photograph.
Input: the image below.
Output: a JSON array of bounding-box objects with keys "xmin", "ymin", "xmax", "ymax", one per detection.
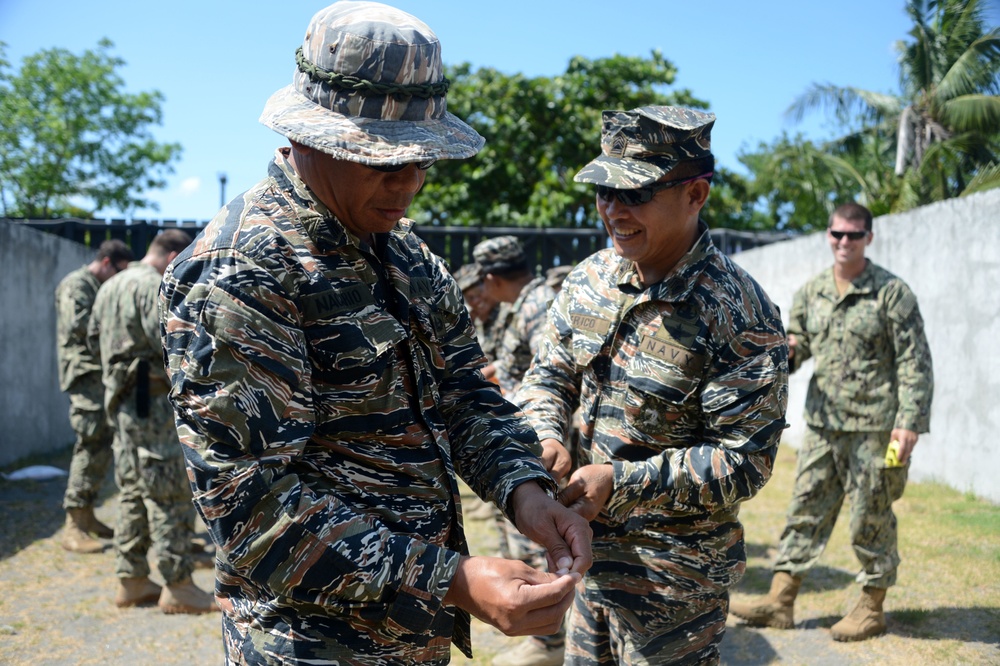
[
  {"xmin": 260, "ymin": 1, "xmax": 485, "ymax": 166},
  {"xmin": 575, "ymin": 106, "xmax": 715, "ymax": 188}
]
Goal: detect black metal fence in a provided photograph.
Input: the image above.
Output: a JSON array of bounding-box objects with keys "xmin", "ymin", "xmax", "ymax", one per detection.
[{"xmin": 11, "ymin": 217, "xmax": 792, "ymax": 272}]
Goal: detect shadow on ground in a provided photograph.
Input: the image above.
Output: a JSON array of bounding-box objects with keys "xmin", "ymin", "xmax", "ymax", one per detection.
[{"xmin": 0, "ymin": 445, "xmax": 115, "ymax": 561}]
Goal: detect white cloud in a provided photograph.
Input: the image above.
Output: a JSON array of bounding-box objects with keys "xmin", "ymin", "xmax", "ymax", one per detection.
[{"xmin": 178, "ymin": 177, "xmax": 201, "ymax": 197}]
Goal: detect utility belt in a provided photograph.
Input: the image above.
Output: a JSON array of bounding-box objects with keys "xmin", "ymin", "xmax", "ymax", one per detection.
[{"xmin": 135, "ymin": 360, "xmax": 170, "ymax": 418}]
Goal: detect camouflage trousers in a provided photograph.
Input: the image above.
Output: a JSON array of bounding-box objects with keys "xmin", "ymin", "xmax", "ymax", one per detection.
[
  {"xmin": 565, "ymin": 561, "xmax": 727, "ymax": 665},
  {"xmin": 111, "ymin": 395, "xmax": 196, "ymax": 585},
  {"xmin": 62, "ymin": 373, "xmax": 114, "ymax": 510},
  {"xmin": 774, "ymin": 427, "xmax": 908, "ymax": 588}
]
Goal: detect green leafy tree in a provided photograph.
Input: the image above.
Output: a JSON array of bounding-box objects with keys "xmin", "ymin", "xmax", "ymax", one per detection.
[
  {"xmin": 411, "ymin": 51, "xmax": 708, "ymax": 229},
  {"xmin": 785, "ymin": 0, "xmax": 1000, "ymax": 212},
  {"xmin": 0, "ymin": 39, "xmax": 181, "ymax": 218}
]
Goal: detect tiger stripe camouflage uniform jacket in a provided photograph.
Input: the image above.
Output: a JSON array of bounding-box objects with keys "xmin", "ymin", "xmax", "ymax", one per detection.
[
  {"xmin": 788, "ymin": 260, "xmax": 933, "ymax": 433},
  {"xmin": 159, "ymin": 150, "xmax": 556, "ymax": 658},
  {"xmin": 494, "ymin": 276, "xmax": 557, "ymax": 395},
  {"xmin": 517, "ymin": 223, "xmax": 788, "ymax": 589}
]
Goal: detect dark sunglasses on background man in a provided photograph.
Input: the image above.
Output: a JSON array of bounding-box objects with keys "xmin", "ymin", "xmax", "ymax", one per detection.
[
  {"xmin": 596, "ymin": 172, "xmax": 714, "ymax": 207},
  {"xmin": 367, "ymin": 159, "xmax": 437, "ymax": 173},
  {"xmin": 829, "ymin": 230, "xmax": 869, "ymax": 241}
]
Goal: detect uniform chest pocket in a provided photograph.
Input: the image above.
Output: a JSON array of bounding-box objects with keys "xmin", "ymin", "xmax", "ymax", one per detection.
[
  {"xmin": 624, "ymin": 362, "xmax": 701, "ymax": 437},
  {"xmin": 846, "ymin": 301, "xmax": 884, "ymax": 340},
  {"xmin": 806, "ymin": 305, "xmax": 831, "ymax": 336},
  {"xmin": 307, "ymin": 312, "xmax": 404, "ymax": 385}
]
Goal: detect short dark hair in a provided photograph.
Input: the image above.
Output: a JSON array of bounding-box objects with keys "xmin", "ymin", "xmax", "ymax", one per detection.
[
  {"xmin": 95, "ymin": 239, "xmax": 133, "ymax": 265},
  {"xmin": 830, "ymin": 202, "xmax": 873, "ymax": 232},
  {"xmin": 150, "ymin": 229, "xmax": 193, "ymax": 256}
]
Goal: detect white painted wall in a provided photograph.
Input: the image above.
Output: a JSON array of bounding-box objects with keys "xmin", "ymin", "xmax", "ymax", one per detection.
[
  {"xmin": 733, "ymin": 189, "xmax": 1000, "ymax": 503},
  {"xmin": 0, "ymin": 220, "xmax": 93, "ymax": 466}
]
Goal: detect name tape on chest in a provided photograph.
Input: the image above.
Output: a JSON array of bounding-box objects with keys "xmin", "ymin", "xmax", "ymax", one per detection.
[
  {"xmin": 571, "ymin": 314, "xmax": 612, "ymax": 337},
  {"xmin": 639, "ymin": 333, "xmax": 702, "ymax": 371}
]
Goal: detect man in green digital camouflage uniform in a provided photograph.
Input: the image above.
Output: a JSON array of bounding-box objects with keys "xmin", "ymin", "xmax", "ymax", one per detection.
[
  {"xmin": 729, "ymin": 202, "xmax": 933, "ymax": 642},
  {"xmin": 517, "ymin": 106, "xmax": 789, "ymax": 665},
  {"xmin": 55, "ymin": 239, "xmax": 133, "ymax": 553},
  {"xmin": 158, "ymin": 3, "xmax": 592, "ymax": 664},
  {"xmin": 89, "ymin": 229, "xmax": 216, "ymax": 615},
  {"xmin": 473, "ymin": 236, "xmax": 564, "ymax": 666}
]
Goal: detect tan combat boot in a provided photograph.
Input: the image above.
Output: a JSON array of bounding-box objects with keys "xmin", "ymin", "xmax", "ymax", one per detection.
[
  {"xmin": 115, "ymin": 577, "xmax": 162, "ymax": 608},
  {"xmin": 60, "ymin": 509, "xmax": 105, "ymax": 554},
  {"xmin": 159, "ymin": 577, "xmax": 219, "ymax": 615},
  {"xmin": 729, "ymin": 571, "xmax": 802, "ymax": 629},
  {"xmin": 830, "ymin": 586, "xmax": 887, "ymax": 642},
  {"xmin": 78, "ymin": 506, "xmax": 114, "ymax": 539}
]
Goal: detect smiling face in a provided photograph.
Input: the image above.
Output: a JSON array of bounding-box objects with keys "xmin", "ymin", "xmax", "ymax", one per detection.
[
  {"xmin": 289, "ymin": 144, "xmax": 427, "ymax": 245},
  {"xmin": 596, "ymin": 176, "xmax": 710, "ymax": 287},
  {"xmin": 827, "ymin": 214, "xmax": 872, "ymax": 274}
]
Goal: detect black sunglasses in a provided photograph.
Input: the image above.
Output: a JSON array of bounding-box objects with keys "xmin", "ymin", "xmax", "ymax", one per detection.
[
  {"xmin": 829, "ymin": 230, "xmax": 869, "ymax": 241},
  {"xmin": 596, "ymin": 172, "xmax": 714, "ymax": 206},
  {"xmin": 367, "ymin": 159, "xmax": 437, "ymax": 173}
]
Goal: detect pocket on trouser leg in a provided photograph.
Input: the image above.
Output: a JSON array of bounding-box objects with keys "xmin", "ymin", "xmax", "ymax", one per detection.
[{"xmin": 880, "ymin": 465, "xmax": 908, "ymax": 502}]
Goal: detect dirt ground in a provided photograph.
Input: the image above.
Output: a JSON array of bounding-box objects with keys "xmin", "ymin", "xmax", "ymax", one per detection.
[{"xmin": 1, "ymin": 445, "xmax": 997, "ymax": 665}]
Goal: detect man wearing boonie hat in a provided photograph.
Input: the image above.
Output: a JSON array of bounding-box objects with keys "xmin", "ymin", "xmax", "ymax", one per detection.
[
  {"xmin": 516, "ymin": 106, "xmax": 789, "ymax": 665},
  {"xmin": 158, "ymin": 3, "xmax": 592, "ymax": 663}
]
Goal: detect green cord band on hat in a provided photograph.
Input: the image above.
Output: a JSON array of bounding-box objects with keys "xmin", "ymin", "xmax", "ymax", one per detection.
[{"xmin": 295, "ymin": 47, "xmax": 450, "ymax": 100}]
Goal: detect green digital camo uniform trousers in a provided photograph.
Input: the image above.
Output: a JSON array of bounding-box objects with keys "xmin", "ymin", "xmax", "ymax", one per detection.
[
  {"xmin": 774, "ymin": 428, "xmax": 908, "ymax": 587},
  {"xmin": 112, "ymin": 393, "xmax": 196, "ymax": 585},
  {"xmin": 63, "ymin": 372, "xmax": 114, "ymax": 510}
]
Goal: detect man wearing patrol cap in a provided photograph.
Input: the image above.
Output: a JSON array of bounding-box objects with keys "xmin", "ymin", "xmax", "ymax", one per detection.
[
  {"xmin": 473, "ymin": 236, "xmax": 557, "ymax": 397},
  {"xmin": 517, "ymin": 106, "xmax": 789, "ymax": 664},
  {"xmin": 159, "ymin": 2, "xmax": 591, "ymax": 663}
]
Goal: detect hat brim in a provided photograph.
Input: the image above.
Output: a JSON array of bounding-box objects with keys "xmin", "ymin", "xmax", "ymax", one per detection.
[
  {"xmin": 573, "ymin": 154, "xmax": 679, "ymax": 189},
  {"xmin": 260, "ymin": 85, "xmax": 485, "ymax": 164}
]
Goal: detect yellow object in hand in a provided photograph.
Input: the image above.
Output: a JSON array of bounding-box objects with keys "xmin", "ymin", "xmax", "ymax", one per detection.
[{"xmin": 884, "ymin": 439, "xmax": 904, "ymax": 468}]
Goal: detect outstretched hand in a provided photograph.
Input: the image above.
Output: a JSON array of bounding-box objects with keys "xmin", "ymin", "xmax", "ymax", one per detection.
[{"xmin": 444, "ymin": 556, "xmax": 580, "ymax": 636}]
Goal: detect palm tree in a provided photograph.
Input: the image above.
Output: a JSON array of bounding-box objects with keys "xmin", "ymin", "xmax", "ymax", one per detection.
[{"xmin": 787, "ymin": 0, "xmax": 1000, "ymax": 210}]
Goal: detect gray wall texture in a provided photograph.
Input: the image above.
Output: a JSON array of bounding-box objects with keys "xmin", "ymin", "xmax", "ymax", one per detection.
[
  {"xmin": 734, "ymin": 189, "xmax": 1000, "ymax": 503},
  {"xmin": 2, "ymin": 190, "xmax": 998, "ymax": 503},
  {"xmin": 0, "ymin": 220, "xmax": 92, "ymax": 466}
]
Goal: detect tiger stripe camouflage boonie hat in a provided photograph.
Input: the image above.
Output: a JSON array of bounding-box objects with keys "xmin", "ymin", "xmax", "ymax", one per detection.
[
  {"xmin": 260, "ymin": 1, "xmax": 485, "ymax": 165},
  {"xmin": 575, "ymin": 106, "xmax": 715, "ymax": 188}
]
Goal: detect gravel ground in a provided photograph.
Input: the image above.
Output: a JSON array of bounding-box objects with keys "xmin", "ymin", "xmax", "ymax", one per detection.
[{"xmin": 1, "ymin": 446, "xmax": 996, "ymax": 665}]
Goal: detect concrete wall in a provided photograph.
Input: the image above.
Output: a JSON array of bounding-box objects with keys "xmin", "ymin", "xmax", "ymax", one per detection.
[
  {"xmin": 733, "ymin": 189, "xmax": 1000, "ymax": 503},
  {"xmin": 0, "ymin": 221, "xmax": 92, "ymax": 466},
  {"xmin": 3, "ymin": 191, "xmax": 999, "ymax": 503}
]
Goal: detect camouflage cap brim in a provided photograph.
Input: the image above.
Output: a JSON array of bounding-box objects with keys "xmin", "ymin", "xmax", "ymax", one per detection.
[
  {"xmin": 260, "ymin": 86, "xmax": 485, "ymax": 164},
  {"xmin": 574, "ymin": 154, "xmax": 678, "ymax": 188}
]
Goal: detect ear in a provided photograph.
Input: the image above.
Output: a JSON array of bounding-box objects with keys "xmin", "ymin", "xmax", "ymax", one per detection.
[{"xmin": 686, "ymin": 179, "xmax": 711, "ymax": 212}]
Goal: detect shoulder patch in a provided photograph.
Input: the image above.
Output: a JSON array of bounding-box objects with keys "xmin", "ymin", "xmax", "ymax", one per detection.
[{"xmin": 887, "ymin": 286, "xmax": 917, "ymax": 323}]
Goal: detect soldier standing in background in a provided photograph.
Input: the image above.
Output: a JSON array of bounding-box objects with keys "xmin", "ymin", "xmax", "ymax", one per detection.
[
  {"xmin": 89, "ymin": 229, "xmax": 216, "ymax": 615},
  {"xmin": 474, "ymin": 236, "xmax": 557, "ymax": 397},
  {"xmin": 518, "ymin": 106, "xmax": 789, "ymax": 665},
  {"xmin": 472, "ymin": 236, "xmax": 564, "ymax": 666},
  {"xmin": 729, "ymin": 202, "xmax": 934, "ymax": 642},
  {"xmin": 55, "ymin": 239, "xmax": 133, "ymax": 553}
]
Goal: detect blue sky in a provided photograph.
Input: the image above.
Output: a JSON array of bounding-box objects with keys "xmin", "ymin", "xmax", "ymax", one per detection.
[{"xmin": 0, "ymin": 0, "xmax": 958, "ymax": 221}]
